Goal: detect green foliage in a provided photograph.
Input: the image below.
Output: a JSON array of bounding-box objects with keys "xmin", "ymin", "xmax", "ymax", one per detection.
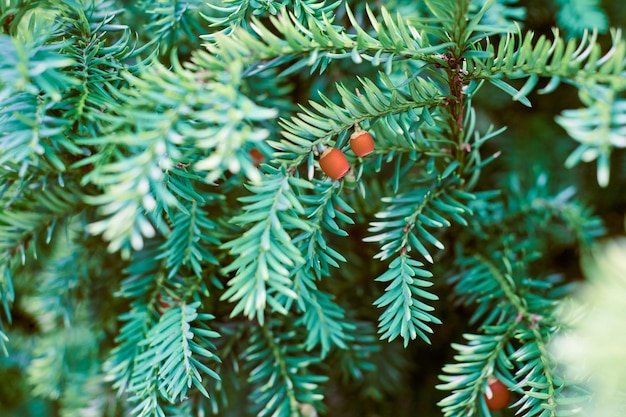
[
  {"xmin": 221, "ymin": 169, "xmax": 311, "ymax": 323},
  {"xmin": 292, "ymin": 179, "xmax": 355, "ymax": 357},
  {"xmin": 0, "ymin": 0, "xmax": 624, "ymax": 417},
  {"xmin": 129, "ymin": 302, "xmax": 220, "ymax": 415},
  {"xmin": 204, "ymin": 0, "xmax": 341, "ymax": 37},
  {"xmin": 437, "ymin": 175, "xmax": 604, "ymax": 416},
  {"xmin": 468, "ymin": 27, "xmax": 626, "ymax": 89},
  {"xmin": 556, "ymin": 83, "xmax": 626, "ymax": 187},
  {"xmin": 373, "ymin": 253, "xmax": 439, "ymax": 345},
  {"xmin": 470, "ymin": 0, "xmax": 525, "ymax": 31},
  {"xmin": 133, "ymin": 0, "xmax": 208, "ymax": 54},
  {"xmin": 555, "ymin": 0, "xmax": 608, "ymax": 37},
  {"xmin": 243, "ymin": 322, "xmax": 327, "ymax": 417}
]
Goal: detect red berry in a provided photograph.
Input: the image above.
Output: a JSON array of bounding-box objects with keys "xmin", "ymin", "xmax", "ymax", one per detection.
[
  {"xmin": 156, "ymin": 293, "xmax": 174, "ymax": 314},
  {"xmin": 350, "ymin": 130, "xmax": 375, "ymax": 157},
  {"xmin": 248, "ymin": 148, "xmax": 265, "ymax": 166},
  {"xmin": 484, "ymin": 377, "xmax": 511, "ymax": 411},
  {"xmin": 319, "ymin": 148, "xmax": 349, "ymax": 180}
]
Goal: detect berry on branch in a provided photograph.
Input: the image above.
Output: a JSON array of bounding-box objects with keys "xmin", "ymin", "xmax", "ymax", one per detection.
[
  {"xmin": 319, "ymin": 148, "xmax": 349, "ymax": 180},
  {"xmin": 350, "ymin": 130, "xmax": 375, "ymax": 157},
  {"xmin": 248, "ymin": 148, "xmax": 265, "ymax": 167}
]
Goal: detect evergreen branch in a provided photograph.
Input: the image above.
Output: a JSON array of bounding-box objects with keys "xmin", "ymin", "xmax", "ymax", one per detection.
[
  {"xmin": 81, "ymin": 144, "xmax": 170, "ymax": 255},
  {"xmin": 443, "ymin": 177, "xmax": 600, "ymax": 416},
  {"xmin": 290, "ymin": 179, "xmax": 356, "ymax": 357},
  {"xmin": 365, "ymin": 173, "xmax": 474, "ymax": 263},
  {"xmin": 0, "ymin": 15, "xmax": 77, "ymax": 101},
  {"xmin": 0, "ymin": 1, "xmax": 620, "ymax": 415},
  {"xmin": 0, "ymin": 92, "xmax": 76, "ymax": 175},
  {"xmin": 331, "ymin": 321, "xmax": 380, "ymax": 381},
  {"xmin": 421, "ymin": 0, "xmax": 522, "ymax": 53},
  {"xmin": 114, "ymin": 239, "xmax": 165, "ymax": 300},
  {"xmin": 79, "ymin": 58, "xmax": 275, "ymax": 183},
  {"xmin": 475, "ymin": 252, "xmax": 529, "ymax": 320},
  {"xmin": 365, "ymin": 174, "xmax": 475, "ymax": 345},
  {"xmin": 374, "ymin": 252, "xmax": 440, "ymax": 346},
  {"xmin": 451, "ymin": 218, "xmax": 571, "ymax": 328},
  {"xmin": 275, "ymin": 72, "xmax": 445, "ymax": 168},
  {"xmin": 0, "ymin": 1, "xmax": 141, "ymax": 180},
  {"xmin": 296, "ymin": 179, "xmax": 352, "ymax": 277},
  {"xmin": 157, "ymin": 199, "xmax": 221, "ymax": 279},
  {"xmin": 77, "ymin": 59, "xmax": 276, "ymax": 255},
  {"xmin": 162, "ymin": 165, "xmax": 218, "ymax": 205},
  {"xmin": 468, "ymin": 28, "xmax": 626, "ymax": 92},
  {"xmin": 204, "ymin": 0, "xmax": 341, "ymax": 37},
  {"xmin": 511, "ymin": 325, "xmax": 561, "ymax": 417},
  {"xmin": 423, "ymin": 0, "xmax": 474, "ymax": 57},
  {"xmin": 201, "ymin": 321, "xmax": 248, "ymax": 414},
  {"xmin": 450, "ymin": 252, "xmax": 518, "ymax": 327},
  {"xmin": 462, "ymin": 175, "xmax": 605, "ymax": 256},
  {"xmin": 137, "ymin": 0, "xmax": 207, "ymax": 53},
  {"xmin": 437, "ymin": 323, "xmax": 519, "ymax": 417},
  {"xmin": 516, "ymin": 183, "xmax": 606, "ymax": 247},
  {"xmin": 332, "ymin": 320, "xmax": 416, "ymax": 402},
  {"xmin": 441, "ymin": 248, "xmax": 574, "ymax": 417},
  {"xmin": 105, "ymin": 306, "xmax": 155, "ymax": 395},
  {"xmin": 195, "ymin": 5, "xmax": 453, "ymax": 78},
  {"xmin": 295, "ymin": 277, "xmax": 353, "ymax": 356},
  {"xmin": 120, "ymin": 297, "xmax": 221, "ymax": 416},
  {"xmin": 107, "ymin": 57, "xmax": 276, "ymax": 182},
  {"xmin": 0, "ymin": 183, "xmax": 82, "ymax": 261},
  {"xmin": 129, "ymin": 367, "xmax": 164, "ymax": 417},
  {"xmin": 55, "ymin": 1, "xmax": 145, "ymax": 126},
  {"xmin": 556, "ymin": 84, "xmax": 626, "ymax": 187},
  {"xmin": 245, "ymin": 321, "xmax": 327, "ymax": 417},
  {"xmin": 220, "ymin": 168, "xmax": 312, "ymax": 324},
  {"xmin": 105, "ymin": 242, "xmax": 164, "ymax": 394},
  {"xmin": 131, "ymin": 301, "xmax": 220, "ymax": 404}
]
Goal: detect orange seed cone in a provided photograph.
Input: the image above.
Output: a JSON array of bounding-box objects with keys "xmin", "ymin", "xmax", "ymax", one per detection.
[
  {"xmin": 484, "ymin": 377, "xmax": 511, "ymax": 411},
  {"xmin": 320, "ymin": 148, "xmax": 349, "ymax": 180},
  {"xmin": 350, "ymin": 130, "xmax": 375, "ymax": 157}
]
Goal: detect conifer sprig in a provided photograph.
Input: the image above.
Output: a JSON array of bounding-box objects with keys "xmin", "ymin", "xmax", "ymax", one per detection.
[{"xmin": 220, "ymin": 168, "xmax": 312, "ymax": 324}]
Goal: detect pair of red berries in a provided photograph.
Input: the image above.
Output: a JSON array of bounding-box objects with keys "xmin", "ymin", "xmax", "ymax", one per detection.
[{"xmin": 319, "ymin": 130, "xmax": 375, "ymax": 180}]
